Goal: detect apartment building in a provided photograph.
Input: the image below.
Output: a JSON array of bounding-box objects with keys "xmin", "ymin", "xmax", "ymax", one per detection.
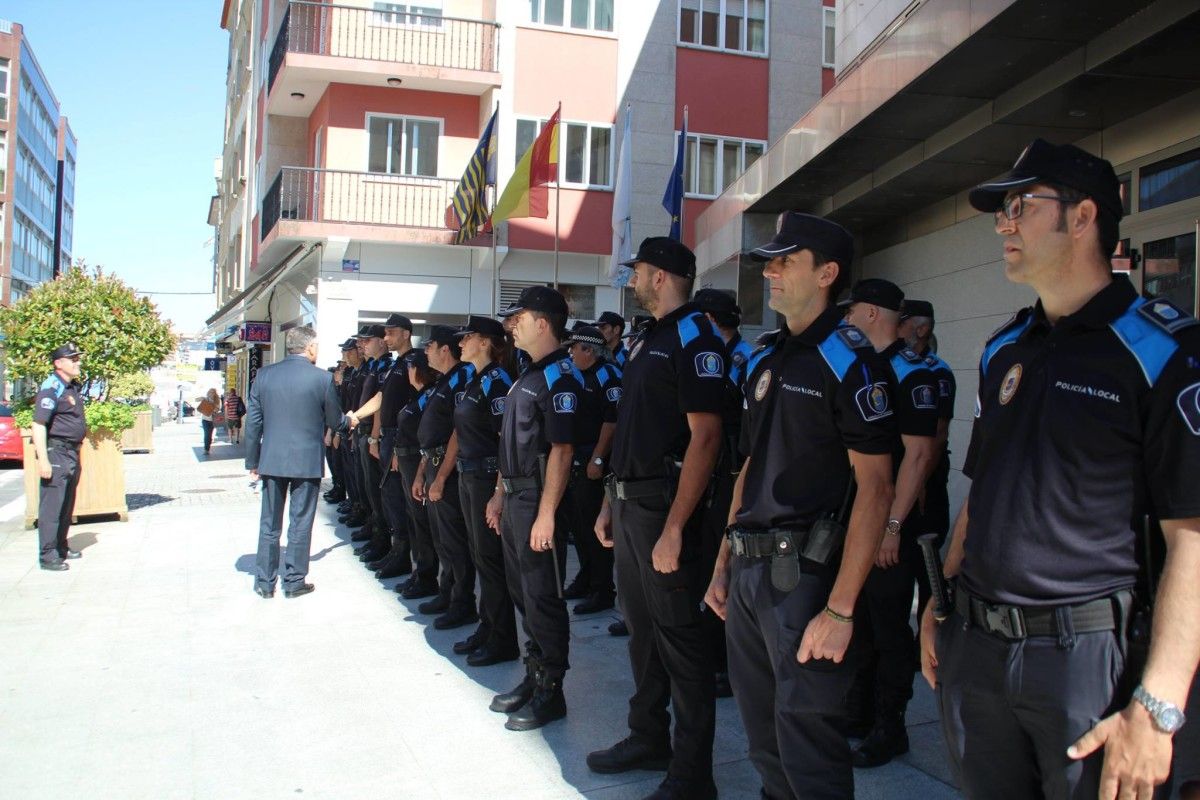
[
  {"xmin": 207, "ymin": 0, "xmax": 827, "ymax": 385},
  {"xmin": 0, "ymin": 18, "xmax": 76, "ymax": 307}
]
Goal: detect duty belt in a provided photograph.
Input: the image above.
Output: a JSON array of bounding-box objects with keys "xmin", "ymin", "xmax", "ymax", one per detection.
[
  {"xmin": 420, "ymin": 445, "xmax": 447, "ymax": 466},
  {"xmin": 458, "ymin": 456, "xmax": 499, "ymax": 474},
  {"xmin": 605, "ymin": 475, "xmax": 672, "ymax": 501},
  {"xmin": 955, "ymin": 589, "xmax": 1119, "ymax": 641},
  {"xmin": 47, "ymin": 437, "xmax": 82, "ymax": 451},
  {"xmin": 393, "ymin": 446, "xmax": 421, "ymax": 457},
  {"xmin": 501, "ymin": 475, "xmax": 539, "ymax": 495},
  {"xmin": 355, "ymin": 423, "xmax": 371, "ymax": 435}
]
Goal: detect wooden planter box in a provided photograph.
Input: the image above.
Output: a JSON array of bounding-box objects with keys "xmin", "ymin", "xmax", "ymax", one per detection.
[
  {"xmin": 120, "ymin": 410, "xmax": 154, "ymax": 453},
  {"xmin": 23, "ymin": 430, "xmax": 130, "ymax": 529}
]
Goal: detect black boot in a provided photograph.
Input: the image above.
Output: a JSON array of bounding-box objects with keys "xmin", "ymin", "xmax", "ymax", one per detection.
[
  {"xmin": 505, "ymin": 669, "xmax": 566, "ymax": 731},
  {"xmin": 852, "ymin": 712, "xmax": 909, "ymax": 768},
  {"xmin": 375, "ymin": 554, "xmax": 412, "ymax": 580},
  {"xmin": 490, "ymin": 654, "xmax": 539, "ymax": 713}
]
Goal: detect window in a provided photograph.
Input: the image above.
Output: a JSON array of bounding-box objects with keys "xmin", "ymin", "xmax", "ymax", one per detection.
[
  {"xmin": 373, "ymin": 1, "xmax": 443, "ymax": 27},
  {"xmin": 679, "ymin": 0, "xmax": 766, "ymax": 55},
  {"xmin": 1143, "ymin": 233, "xmax": 1196, "ymax": 315},
  {"xmin": 529, "ymin": 0, "xmax": 614, "ymax": 33},
  {"xmin": 1139, "ymin": 147, "xmax": 1200, "ymax": 212},
  {"xmin": 1118, "ymin": 172, "xmax": 1131, "ymax": 216},
  {"xmin": 0, "ymin": 131, "xmax": 5, "ymax": 193},
  {"xmin": 367, "ymin": 115, "xmax": 441, "ymax": 176},
  {"xmin": 680, "ymin": 132, "xmax": 764, "ymax": 197},
  {"xmin": 515, "ymin": 118, "xmax": 613, "ymax": 188},
  {"xmin": 822, "ymin": 7, "xmax": 835, "ymax": 68},
  {"xmin": 559, "ymin": 283, "xmax": 596, "ymax": 319},
  {"xmin": 0, "ymin": 58, "xmax": 8, "ymax": 120}
]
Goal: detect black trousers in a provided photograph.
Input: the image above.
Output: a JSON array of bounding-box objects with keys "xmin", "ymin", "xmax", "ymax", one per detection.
[
  {"xmin": 936, "ymin": 609, "xmax": 1149, "ymax": 800},
  {"xmin": 397, "ymin": 453, "xmax": 437, "ymax": 581},
  {"xmin": 567, "ymin": 469, "xmax": 613, "ymax": 596},
  {"xmin": 612, "ymin": 493, "xmax": 714, "ymax": 781},
  {"xmin": 255, "ymin": 476, "xmax": 320, "ymax": 590},
  {"xmin": 379, "ymin": 457, "xmax": 412, "ymax": 569},
  {"xmin": 461, "ymin": 470, "xmax": 517, "ymax": 653},
  {"xmin": 424, "ymin": 459, "xmax": 475, "ymax": 612},
  {"xmin": 726, "ymin": 557, "xmax": 856, "ymax": 800},
  {"xmin": 356, "ymin": 432, "xmax": 386, "ymax": 547},
  {"xmin": 500, "ymin": 488, "xmax": 569, "ymax": 675},
  {"xmin": 38, "ymin": 445, "xmax": 81, "ymax": 563},
  {"xmin": 915, "ymin": 455, "xmax": 951, "ymax": 621},
  {"xmin": 701, "ymin": 471, "xmax": 737, "ymax": 674},
  {"xmin": 340, "ymin": 436, "xmax": 362, "ymax": 507},
  {"xmin": 857, "ymin": 539, "xmax": 919, "ymax": 716},
  {"xmin": 325, "ymin": 442, "xmax": 343, "ymax": 492}
]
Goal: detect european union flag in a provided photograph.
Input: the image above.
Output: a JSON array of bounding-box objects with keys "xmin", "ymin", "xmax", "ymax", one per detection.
[
  {"xmin": 452, "ymin": 109, "xmax": 498, "ymax": 244},
  {"xmin": 662, "ymin": 113, "xmax": 687, "ymax": 241}
]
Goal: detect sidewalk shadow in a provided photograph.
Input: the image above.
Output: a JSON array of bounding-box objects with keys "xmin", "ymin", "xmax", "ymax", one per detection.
[
  {"xmin": 193, "ymin": 447, "xmax": 244, "ymax": 463},
  {"xmin": 67, "ymin": 530, "xmax": 100, "ymax": 552},
  {"xmin": 127, "ymin": 493, "xmax": 175, "ymax": 511},
  {"xmin": 234, "ymin": 554, "xmax": 255, "ymax": 575}
]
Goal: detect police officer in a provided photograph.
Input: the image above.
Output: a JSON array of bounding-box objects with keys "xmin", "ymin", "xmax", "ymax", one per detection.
[
  {"xmin": 705, "ymin": 212, "xmax": 898, "ymax": 800},
  {"xmin": 350, "ymin": 325, "xmax": 393, "ymax": 562},
  {"xmin": 452, "ymin": 315, "xmax": 519, "ymax": 666},
  {"xmin": 842, "ymin": 278, "xmax": 941, "ymax": 767},
  {"xmin": 587, "ymin": 237, "xmax": 725, "ymax": 800},
  {"xmin": 564, "ymin": 324, "xmax": 622, "ymax": 614},
  {"xmin": 323, "ymin": 363, "xmax": 347, "ymax": 505},
  {"xmin": 394, "ymin": 351, "xmax": 442, "ymax": 600},
  {"xmin": 32, "ymin": 343, "xmax": 88, "ymax": 571},
  {"xmin": 413, "ymin": 325, "xmax": 478, "ymax": 630},
  {"xmin": 595, "ymin": 311, "xmax": 628, "ymax": 367},
  {"xmin": 484, "ymin": 286, "xmax": 582, "ymax": 731},
  {"xmin": 337, "ymin": 336, "xmax": 368, "ymax": 531},
  {"xmin": 922, "ymin": 139, "xmax": 1200, "ymax": 800}
]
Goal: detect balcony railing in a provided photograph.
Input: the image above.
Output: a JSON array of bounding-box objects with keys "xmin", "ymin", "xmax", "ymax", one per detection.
[
  {"xmin": 261, "ymin": 167, "xmax": 462, "ymax": 241},
  {"xmin": 268, "ymin": 1, "xmax": 500, "ymax": 92}
]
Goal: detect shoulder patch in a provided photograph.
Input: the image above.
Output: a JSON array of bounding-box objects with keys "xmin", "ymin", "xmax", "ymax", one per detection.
[
  {"xmin": 818, "ymin": 333, "xmax": 860, "ymax": 382},
  {"xmin": 1111, "ymin": 297, "xmax": 1181, "ymax": 386},
  {"xmin": 744, "ymin": 344, "xmax": 776, "ymax": 386},
  {"xmin": 1177, "ymin": 382, "xmax": 1200, "ymax": 435},
  {"xmin": 755, "ymin": 328, "xmax": 781, "ymax": 347},
  {"xmin": 552, "ymin": 392, "xmax": 577, "ymax": 413},
  {"xmin": 981, "ymin": 308, "xmax": 1035, "ymax": 376},
  {"xmin": 890, "ymin": 350, "xmax": 929, "ymax": 384},
  {"xmin": 39, "ymin": 374, "xmax": 66, "ymax": 398},
  {"xmin": 1138, "ymin": 298, "xmax": 1200, "ymax": 335},
  {"xmin": 898, "ymin": 347, "xmax": 923, "ymax": 364},
  {"xmin": 835, "ymin": 326, "xmax": 872, "ymax": 350},
  {"xmin": 677, "ymin": 313, "xmax": 703, "ymax": 347}
]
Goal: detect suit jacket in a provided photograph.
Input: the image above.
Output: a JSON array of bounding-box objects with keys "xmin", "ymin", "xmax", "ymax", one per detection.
[{"xmin": 244, "ymin": 354, "xmax": 343, "ymax": 479}]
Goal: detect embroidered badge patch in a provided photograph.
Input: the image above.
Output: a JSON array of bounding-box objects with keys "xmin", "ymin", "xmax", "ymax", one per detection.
[
  {"xmin": 694, "ymin": 352, "xmax": 723, "ymax": 378},
  {"xmin": 754, "ymin": 369, "xmax": 772, "ymax": 402},
  {"xmin": 1177, "ymin": 382, "xmax": 1200, "ymax": 435},
  {"xmin": 606, "ymin": 387, "xmax": 622, "ymax": 404},
  {"xmin": 913, "ymin": 384, "xmax": 937, "ymax": 410},
  {"xmin": 999, "ymin": 364, "xmax": 1022, "ymax": 405},
  {"xmin": 552, "ymin": 392, "xmax": 577, "ymax": 413},
  {"xmin": 40, "ymin": 397, "xmax": 55, "ymax": 410},
  {"xmin": 490, "ymin": 397, "xmax": 506, "ymax": 416},
  {"xmin": 855, "ymin": 381, "xmax": 892, "ymax": 421}
]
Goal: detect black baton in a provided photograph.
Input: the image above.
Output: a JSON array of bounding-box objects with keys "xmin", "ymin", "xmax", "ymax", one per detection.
[{"xmin": 917, "ymin": 534, "xmax": 952, "ymax": 622}]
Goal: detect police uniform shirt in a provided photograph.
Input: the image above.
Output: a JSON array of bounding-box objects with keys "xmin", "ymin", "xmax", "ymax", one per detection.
[
  {"xmin": 344, "ymin": 365, "xmax": 366, "ymax": 412},
  {"xmin": 398, "ymin": 387, "xmax": 435, "ymax": 449},
  {"xmin": 920, "ymin": 350, "xmax": 957, "ymax": 422},
  {"xmin": 880, "ymin": 339, "xmax": 940, "ymax": 442},
  {"xmin": 378, "ymin": 354, "xmax": 416, "ymax": 427},
  {"xmin": 725, "ymin": 333, "xmax": 756, "ymax": 391},
  {"xmin": 33, "ymin": 373, "xmax": 87, "ymax": 442},
  {"xmin": 961, "ymin": 276, "xmax": 1200, "ymax": 607},
  {"xmin": 576, "ymin": 361, "xmax": 623, "ymax": 447},
  {"xmin": 454, "ymin": 362, "xmax": 513, "ymax": 460},
  {"xmin": 498, "ymin": 349, "xmax": 584, "ymax": 479},
  {"xmin": 610, "ymin": 303, "xmax": 728, "ymax": 480},
  {"xmin": 359, "ymin": 355, "xmax": 393, "ymax": 409},
  {"xmin": 612, "ymin": 341, "xmax": 628, "ymax": 368},
  {"xmin": 417, "ymin": 361, "xmax": 477, "ymax": 450},
  {"xmin": 736, "ymin": 306, "xmax": 897, "ymax": 530}
]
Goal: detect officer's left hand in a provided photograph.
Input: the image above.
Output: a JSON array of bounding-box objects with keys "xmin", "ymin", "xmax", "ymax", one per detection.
[
  {"xmin": 485, "ymin": 492, "xmax": 504, "ymax": 533},
  {"xmin": 427, "ymin": 477, "xmax": 445, "ymax": 503},
  {"xmin": 876, "ymin": 533, "xmax": 901, "ymax": 569},
  {"xmin": 651, "ymin": 525, "xmax": 683, "ymax": 573},
  {"xmin": 586, "ymin": 462, "xmax": 604, "ymax": 481},
  {"xmin": 797, "ymin": 610, "xmax": 852, "ymax": 665},
  {"xmin": 369, "ymin": 441, "xmax": 380, "ymax": 459},
  {"xmin": 390, "ymin": 452, "xmax": 399, "ymax": 472},
  {"xmin": 1067, "ymin": 701, "xmax": 1173, "ymax": 800},
  {"xmin": 530, "ymin": 513, "xmax": 555, "ymax": 552}
]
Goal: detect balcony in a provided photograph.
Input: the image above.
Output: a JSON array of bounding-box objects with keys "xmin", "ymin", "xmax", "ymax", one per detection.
[{"xmin": 267, "ymin": 2, "xmax": 501, "ymax": 115}]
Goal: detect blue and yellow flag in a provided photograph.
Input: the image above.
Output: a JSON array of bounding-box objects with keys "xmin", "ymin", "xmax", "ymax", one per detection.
[
  {"xmin": 452, "ymin": 109, "xmax": 498, "ymax": 244},
  {"xmin": 662, "ymin": 111, "xmax": 687, "ymax": 241}
]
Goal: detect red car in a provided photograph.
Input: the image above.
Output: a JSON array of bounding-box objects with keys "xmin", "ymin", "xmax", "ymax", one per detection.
[{"xmin": 0, "ymin": 405, "xmax": 24, "ymax": 462}]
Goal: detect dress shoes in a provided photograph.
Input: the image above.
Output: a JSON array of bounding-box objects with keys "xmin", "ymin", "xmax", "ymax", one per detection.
[
  {"xmin": 375, "ymin": 558, "xmax": 412, "ymax": 580},
  {"xmin": 358, "ymin": 545, "xmax": 388, "ymax": 563},
  {"xmin": 254, "ymin": 586, "xmax": 274, "ymax": 598},
  {"xmin": 586, "ymin": 736, "xmax": 672, "ymax": 774},
  {"xmin": 641, "ymin": 776, "xmax": 716, "ymax": 800},
  {"xmin": 505, "ymin": 671, "xmax": 566, "ymax": 731},
  {"xmin": 562, "ymin": 575, "xmax": 590, "ymax": 600},
  {"xmin": 433, "ymin": 606, "xmax": 478, "ymax": 630},
  {"xmin": 62, "ymin": 549, "xmax": 82, "ymax": 560},
  {"xmin": 573, "ymin": 591, "xmax": 615, "ymax": 615},
  {"xmin": 401, "ymin": 578, "xmax": 439, "ymax": 600},
  {"xmin": 39, "ymin": 560, "xmax": 69, "ymax": 572},
  {"xmin": 283, "ymin": 583, "xmax": 316, "ymax": 599},
  {"xmin": 491, "ymin": 658, "xmax": 539, "ymax": 713},
  {"xmin": 467, "ymin": 644, "xmax": 520, "ymax": 667},
  {"xmin": 453, "ymin": 629, "xmax": 485, "ymax": 655},
  {"xmin": 417, "ymin": 595, "xmax": 451, "ymax": 615},
  {"xmin": 851, "ymin": 716, "xmax": 909, "ymax": 768},
  {"xmin": 608, "ymin": 619, "xmax": 630, "ymax": 637},
  {"xmin": 349, "ymin": 526, "xmax": 372, "ymax": 542},
  {"xmin": 337, "ymin": 501, "xmax": 353, "ymax": 514}
]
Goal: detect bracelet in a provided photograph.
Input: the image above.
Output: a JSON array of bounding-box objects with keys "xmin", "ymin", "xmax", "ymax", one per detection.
[{"xmin": 823, "ymin": 605, "xmax": 853, "ymax": 624}]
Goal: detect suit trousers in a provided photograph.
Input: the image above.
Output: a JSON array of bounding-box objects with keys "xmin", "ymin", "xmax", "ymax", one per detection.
[
  {"xmin": 567, "ymin": 470, "xmax": 613, "ymax": 596},
  {"xmin": 500, "ymin": 488, "xmax": 569, "ymax": 675},
  {"xmin": 726, "ymin": 557, "xmax": 856, "ymax": 800},
  {"xmin": 460, "ymin": 471, "xmax": 517, "ymax": 653},
  {"xmin": 38, "ymin": 445, "xmax": 81, "ymax": 563},
  {"xmin": 397, "ymin": 453, "xmax": 437, "ymax": 581},
  {"xmin": 612, "ymin": 492, "xmax": 714, "ymax": 781},
  {"xmin": 255, "ymin": 476, "xmax": 320, "ymax": 590},
  {"xmin": 424, "ymin": 459, "xmax": 475, "ymax": 613}
]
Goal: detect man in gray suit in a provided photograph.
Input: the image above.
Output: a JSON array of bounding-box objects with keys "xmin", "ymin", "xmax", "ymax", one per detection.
[{"xmin": 245, "ymin": 326, "xmax": 345, "ymax": 598}]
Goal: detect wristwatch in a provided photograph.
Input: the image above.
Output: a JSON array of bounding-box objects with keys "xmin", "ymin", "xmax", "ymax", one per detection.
[
  {"xmin": 592, "ymin": 457, "xmax": 605, "ymax": 467},
  {"xmin": 1133, "ymin": 685, "xmax": 1186, "ymax": 733},
  {"xmin": 367, "ymin": 436, "xmax": 378, "ymax": 445},
  {"xmin": 884, "ymin": 518, "xmax": 902, "ymax": 536}
]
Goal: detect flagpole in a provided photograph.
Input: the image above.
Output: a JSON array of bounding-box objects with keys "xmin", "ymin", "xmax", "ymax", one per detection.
[
  {"xmin": 490, "ymin": 101, "xmax": 499, "ymax": 315},
  {"xmin": 553, "ymin": 101, "xmax": 562, "ymax": 290},
  {"xmin": 680, "ymin": 105, "xmax": 688, "ymax": 246}
]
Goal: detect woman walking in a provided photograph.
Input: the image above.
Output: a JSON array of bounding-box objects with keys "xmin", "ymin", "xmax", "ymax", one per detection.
[{"xmin": 197, "ymin": 388, "xmax": 221, "ymax": 455}]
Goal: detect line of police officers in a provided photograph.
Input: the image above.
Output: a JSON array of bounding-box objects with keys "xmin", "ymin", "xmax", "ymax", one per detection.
[{"xmin": 314, "ymin": 138, "xmax": 1197, "ymax": 800}]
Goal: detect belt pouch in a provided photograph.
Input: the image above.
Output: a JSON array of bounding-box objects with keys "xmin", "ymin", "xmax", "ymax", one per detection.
[
  {"xmin": 770, "ymin": 532, "xmax": 801, "ymax": 592},
  {"xmin": 802, "ymin": 517, "xmax": 845, "ymax": 566}
]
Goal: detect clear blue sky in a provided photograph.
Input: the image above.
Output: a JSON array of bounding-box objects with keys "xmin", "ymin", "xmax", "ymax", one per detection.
[{"xmin": 7, "ymin": 1, "xmax": 228, "ymax": 333}]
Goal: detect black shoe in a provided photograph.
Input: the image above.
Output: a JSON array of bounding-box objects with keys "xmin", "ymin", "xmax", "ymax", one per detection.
[
  {"xmin": 453, "ymin": 628, "xmax": 486, "ymax": 655},
  {"xmin": 349, "ymin": 527, "xmax": 372, "ymax": 543},
  {"xmin": 586, "ymin": 736, "xmax": 672, "ymax": 774},
  {"xmin": 402, "ymin": 578, "xmax": 439, "ymax": 600},
  {"xmin": 61, "ymin": 549, "xmax": 82, "ymax": 560},
  {"xmin": 714, "ymin": 671, "xmax": 733, "ymax": 699},
  {"xmin": 283, "ymin": 583, "xmax": 316, "ymax": 599},
  {"xmin": 337, "ymin": 501, "xmax": 353, "ymax": 513},
  {"xmin": 375, "ymin": 558, "xmax": 412, "ymax": 580},
  {"xmin": 574, "ymin": 591, "xmax": 615, "ymax": 615},
  {"xmin": 467, "ymin": 644, "xmax": 520, "ymax": 667},
  {"xmin": 852, "ymin": 718, "xmax": 909, "ymax": 768},
  {"xmin": 562, "ymin": 575, "xmax": 589, "ymax": 600},
  {"xmin": 417, "ymin": 595, "xmax": 451, "ymax": 615},
  {"xmin": 505, "ymin": 671, "xmax": 566, "ymax": 731},
  {"xmin": 254, "ymin": 586, "xmax": 274, "ymax": 598},
  {"xmin": 359, "ymin": 545, "xmax": 388, "ymax": 563},
  {"xmin": 324, "ymin": 491, "xmax": 345, "ymax": 504},
  {"xmin": 642, "ymin": 776, "xmax": 716, "ymax": 800},
  {"xmin": 490, "ymin": 656, "xmax": 539, "ymax": 713},
  {"xmin": 39, "ymin": 560, "xmax": 69, "ymax": 572},
  {"xmin": 608, "ymin": 619, "xmax": 629, "ymax": 637},
  {"xmin": 434, "ymin": 606, "xmax": 478, "ymax": 630}
]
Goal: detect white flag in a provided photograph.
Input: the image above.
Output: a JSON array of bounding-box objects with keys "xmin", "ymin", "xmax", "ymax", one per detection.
[{"xmin": 609, "ymin": 107, "xmax": 633, "ymax": 288}]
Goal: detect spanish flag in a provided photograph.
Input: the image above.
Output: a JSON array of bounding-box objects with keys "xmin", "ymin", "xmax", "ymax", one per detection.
[{"xmin": 491, "ymin": 108, "xmax": 560, "ymax": 223}]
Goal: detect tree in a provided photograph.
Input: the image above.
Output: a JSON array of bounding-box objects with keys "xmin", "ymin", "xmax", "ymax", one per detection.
[
  {"xmin": 108, "ymin": 372, "xmax": 155, "ymax": 402},
  {"xmin": 0, "ymin": 262, "xmax": 176, "ymax": 398}
]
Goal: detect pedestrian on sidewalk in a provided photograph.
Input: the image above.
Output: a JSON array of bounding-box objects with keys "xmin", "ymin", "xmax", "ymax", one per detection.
[
  {"xmin": 197, "ymin": 388, "xmax": 220, "ymax": 455},
  {"xmin": 245, "ymin": 326, "xmax": 345, "ymax": 599},
  {"xmin": 224, "ymin": 388, "xmax": 246, "ymax": 444},
  {"xmin": 31, "ymin": 343, "xmax": 88, "ymax": 571}
]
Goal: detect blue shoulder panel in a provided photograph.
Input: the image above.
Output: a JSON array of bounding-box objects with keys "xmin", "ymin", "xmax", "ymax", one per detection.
[
  {"xmin": 744, "ymin": 344, "xmax": 775, "ymax": 382},
  {"xmin": 924, "ymin": 354, "xmax": 952, "ymax": 374},
  {"xmin": 677, "ymin": 313, "xmax": 701, "ymax": 347},
  {"xmin": 40, "ymin": 374, "xmax": 66, "ymax": 398},
  {"xmin": 889, "ymin": 352, "xmax": 926, "ymax": 383},
  {"xmin": 596, "ymin": 364, "xmax": 621, "ymax": 386},
  {"xmin": 544, "ymin": 358, "xmax": 577, "ymax": 390},
  {"xmin": 980, "ymin": 311, "xmax": 1034, "ymax": 376},
  {"xmin": 481, "ymin": 367, "xmax": 513, "ymax": 396},
  {"xmin": 817, "ymin": 333, "xmax": 857, "ymax": 382},
  {"xmin": 1110, "ymin": 297, "xmax": 1180, "ymax": 386},
  {"xmin": 417, "ymin": 390, "xmax": 430, "ymax": 411}
]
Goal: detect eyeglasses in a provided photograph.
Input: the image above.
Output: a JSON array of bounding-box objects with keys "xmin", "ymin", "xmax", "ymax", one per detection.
[{"xmin": 994, "ymin": 193, "xmax": 1075, "ymax": 225}]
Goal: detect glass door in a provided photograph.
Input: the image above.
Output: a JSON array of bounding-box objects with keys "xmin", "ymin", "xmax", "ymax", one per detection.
[{"xmin": 1142, "ymin": 230, "xmax": 1198, "ymax": 314}]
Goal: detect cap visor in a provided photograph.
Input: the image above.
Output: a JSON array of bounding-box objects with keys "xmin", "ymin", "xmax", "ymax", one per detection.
[
  {"xmin": 496, "ymin": 305, "xmax": 523, "ymax": 318},
  {"xmin": 618, "ymin": 257, "xmax": 639, "ymax": 268},
  {"xmin": 748, "ymin": 240, "xmax": 799, "ymax": 261},
  {"xmin": 968, "ymin": 174, "xmax": 1038, "ymax": 212}
]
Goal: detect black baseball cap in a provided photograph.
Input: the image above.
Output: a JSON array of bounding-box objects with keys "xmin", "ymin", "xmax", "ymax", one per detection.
[
  {"xmin": 749, "ymin": 212, "xmax": 854, "ymax": 269},
  {"xmin": 50, "ymin": 343, "xmax": 83, "ymax": 361},
  {"xmin": 357, "ymin": 324, "xmax": 385, "ymax": 339},
  {"xmin": 425, "ymin": 325, "xmax": 460, "ymax": 347},
  {"xmin": 621, "ymin": 237, "xmax": 696, "ymax": 279},
  {"xmin": 383, "ymin": 313, "xmax": 413, "ymax": 331},
  {"xmin": 339, "ymin": 337, "xmax": 358, "ymax": 351},
  {"xmin": 692, "ymin": 288, "xmax": 741, "ymax": 318},
  {"xmin": 402, "ymin": 349, "xmax": 429, "ymax": 369},
  {"xmin": 624, "ymin": 315, "xmax": 654, "ymax": 338},
  {"xmin": 454, "ymin": 315, "xmax": 506, "ymax": 339},
  {"xmin": 900, "ymin": 300, "xmax": 935, "ymax": 321},
  {"xmin": 497, "ymin": 285, "xmax": 569, "ymax": 318},
  {"xmin": 594, "ymin": 311, "xmax": 625, "ymax": 328},
  {"xmin": 567, "ymin": 325, "xmax": 606, "ymax": 347},
  {"xmin": 968, "ymin": 138, "xmax": 1123, "ymax": 221},
  {"xmin": 839, "ymin": 278, "xmax": 904, "ymax": 312}
]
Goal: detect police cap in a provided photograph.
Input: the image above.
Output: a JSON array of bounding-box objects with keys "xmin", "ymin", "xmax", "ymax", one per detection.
[
  {"xmin": 454, "ymin": 315, "xmax": 506, "ymax": 339},
  {"xmin": 383, "ymin": 313, "xmax": 413, "ymax": 331},
  {"xmin": 339, "ymin": 337, "xmax": 359, "ymax": 351},
  {"xmin": 425, "ymin": 325, "xmax": 460, "ymax": 347},
  {"xmin": 50, "ymin": 342, "xmax": 83, "ymax": 361},
  {"xmin": 620, "ymin": 237, "xmax": 696, "ymax": 279},
  {"xmin": 692, "ymin": 288, "xmax": 741, "ymax": 318},
  {"xmin": 968, "ymin": 138, "xmax": 1123, "ymax": 221},
  {"xmin": 839, "ymin": 278, "xmax": 904, "ymax": 312},
  {"xmin": 594, "ymin": 311, "xmax": 626, "ymax": 328},
  {"xmin": 357, "ymin": 324, "xmax": 386, "ymax": 339},
  {"xmin": 567, "ymin": 325, "xmax": 606, "ymax": 347},
  {"xmin": 900, "ymin": 300, "xmax": 935, "ymax": 322},
  {"xmin": 749, "ymin": 212, "xmax": 854, "ymax": 269},
  {"xmin": 497, "ymin": 285, "xmax": 569, "ymax": 318},
  {"xmin": 402, "ymin": 349, "xmax": 429, "ymax": 369}
]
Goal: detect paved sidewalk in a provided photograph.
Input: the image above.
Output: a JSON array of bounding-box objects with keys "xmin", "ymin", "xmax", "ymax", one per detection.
[{"xmin": 0, "ymin": 419, "xmax": 961, "ymax": 799}]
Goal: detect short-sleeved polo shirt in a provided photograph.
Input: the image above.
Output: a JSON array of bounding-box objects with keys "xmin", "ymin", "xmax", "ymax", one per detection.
[
  {"xmin": 417, "ymin": 361, "xmax": 476, "ymax": 450},
  {"xmin": 499, "ymin": 349, "xmax": 584, "ymax": 479},
  {"xmin": 453, "ymin": 362, "xmax": 513, "ymax": 460},
  {"xmin": 33, "ymin": 373, "xmax": 87, "ymax": 442},
  {"xmin": 576, "ymin": 361, "xmax": 623, "ymax": 448}
]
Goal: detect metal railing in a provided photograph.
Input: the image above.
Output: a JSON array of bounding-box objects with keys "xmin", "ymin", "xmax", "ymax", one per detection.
[
  {"xmin": 269, "ymin": 2, "xmax": 500, "ymax": 92},
  {"xmin": 261, "ymin": 167, "xmax": 462, "ymax": 241}
]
